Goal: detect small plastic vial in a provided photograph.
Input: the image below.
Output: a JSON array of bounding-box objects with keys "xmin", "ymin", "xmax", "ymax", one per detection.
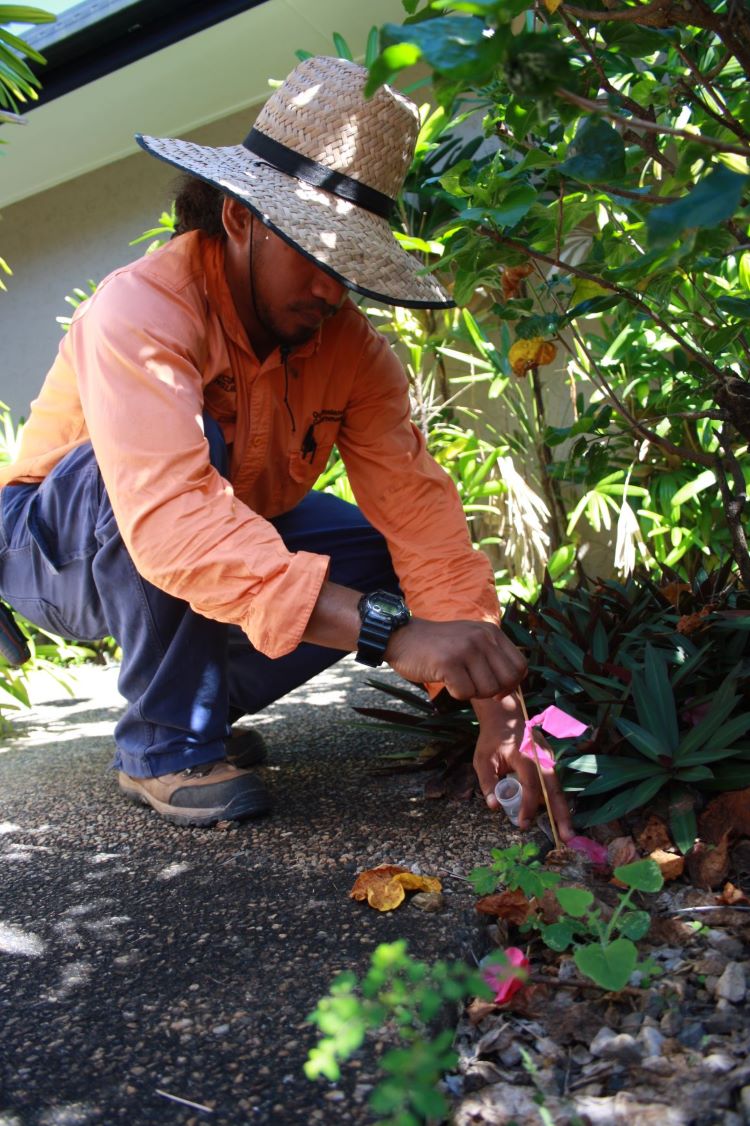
[{"xmin": 495, "ymin": 776, "xmax": 523, "ymax": 825}]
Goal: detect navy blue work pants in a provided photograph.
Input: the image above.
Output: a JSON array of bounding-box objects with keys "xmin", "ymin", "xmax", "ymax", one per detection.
[{"xmin": 0, "ymin": 419, "xmax": 397, "ymax": 777}]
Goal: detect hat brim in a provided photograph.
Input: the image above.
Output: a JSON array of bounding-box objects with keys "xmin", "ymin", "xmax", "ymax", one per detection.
[{"xmin": 136, "ymin": 135, "xmax": 454, "ymax": 310}]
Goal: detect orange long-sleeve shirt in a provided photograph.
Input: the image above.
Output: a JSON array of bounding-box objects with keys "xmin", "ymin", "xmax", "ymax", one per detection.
[{"xmin": 1, "ymin": 231, "xmax": 499, "ymax": 658}]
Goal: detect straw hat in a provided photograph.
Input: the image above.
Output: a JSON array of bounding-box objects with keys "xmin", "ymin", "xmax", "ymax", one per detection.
[{"xmin": 136, "ymin": 56, "xmax": 453, "ymax": 309}]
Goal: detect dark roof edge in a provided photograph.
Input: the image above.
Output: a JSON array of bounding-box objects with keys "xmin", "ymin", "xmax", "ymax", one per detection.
[{"xmin": 22, "ymin": 0, "xmax": 268, "ymax": 110}]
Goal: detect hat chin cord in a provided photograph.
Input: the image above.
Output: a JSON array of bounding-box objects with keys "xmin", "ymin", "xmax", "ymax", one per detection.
[{"xmin": 248, "ymin": 213, "xmax": 296, "ymax": 434}]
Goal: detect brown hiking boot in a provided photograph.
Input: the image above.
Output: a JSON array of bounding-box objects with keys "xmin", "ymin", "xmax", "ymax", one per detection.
[{"xmin": 117, "ymin": 760, "xmax": 271, "ymax": 826}]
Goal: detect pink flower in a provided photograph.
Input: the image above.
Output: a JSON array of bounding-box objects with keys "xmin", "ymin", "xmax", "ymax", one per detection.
[{"xmin": 482, "ymin": 947, "xmax": 530, "ymax": 1005}]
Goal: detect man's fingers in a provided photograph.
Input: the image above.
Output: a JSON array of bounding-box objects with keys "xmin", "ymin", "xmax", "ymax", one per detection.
[
  {"xmin": 473, "ymin": 747, "xmax": 501, "ymax": 809},
  {"xmin": 518, "ymin": 764, "xmax": 575, "ymax": 841}
]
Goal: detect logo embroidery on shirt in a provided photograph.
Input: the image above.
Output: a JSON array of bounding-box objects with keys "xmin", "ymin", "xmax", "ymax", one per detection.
[{"xmin": 301, "ymin": 409, "xmax": 344, "ymax": 462}]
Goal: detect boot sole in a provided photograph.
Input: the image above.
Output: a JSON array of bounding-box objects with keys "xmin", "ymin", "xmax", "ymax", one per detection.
[{"xmin": 118, "ymin": 778, "xmax": 272, "ymax": 827}]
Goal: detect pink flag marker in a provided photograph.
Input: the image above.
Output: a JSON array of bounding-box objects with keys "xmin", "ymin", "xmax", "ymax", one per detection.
[{"xmin": 518, "ymin": 704, "xmax": 588, "ymax": 771}]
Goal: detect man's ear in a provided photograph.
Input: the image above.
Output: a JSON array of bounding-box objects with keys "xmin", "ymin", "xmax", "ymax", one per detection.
[{"xmin": 222, "ymin": 197, "xmax": 252, "ymax": 246}]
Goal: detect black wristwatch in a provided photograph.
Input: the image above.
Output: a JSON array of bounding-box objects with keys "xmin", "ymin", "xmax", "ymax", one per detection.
[{"xmin": 355, "ymin": 590, "xmax": 411, "ymax": 668}]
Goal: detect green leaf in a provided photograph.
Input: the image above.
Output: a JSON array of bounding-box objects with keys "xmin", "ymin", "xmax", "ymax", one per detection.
[
  {"xmin": 676, "ymin": 677, "xmax": 741, "ymax": 759},
  {"xmin": 381, "ymin": 16, "xmax": 506, "ymax": 81},
  {"xmin": 598, "ymin": 21, "xmax": 678, "ymax": 55},
  {"xmin": 410, "ymin": 1086, "xmax": 449, "ymax": 1118},
  {"xmin": 670, "ymin": 469, "xmax": 717, "ymax": 507},
  {"xmin": 618, "ymin": 910, "xmax": 651, "ymax": 941},
  {"xmin": 558, "ymin": 118, "xmax": 626, "ymax": 184},
  {"xmin": 580, "ymin": 759, "xmax": 664, "ymax": 797},
  {"xmin": 669, "ymin": 787, "xmax": 698, "ymax": 855},
  {"xmin": 614, "ymin": 716, "xmax": 670, "ymax": 762},
  {"xmin": 647, "ymin": 165, "xmax": 749, "ymax": 248},
  {"xmin": 642, "ymin": 644, "xmax": 679, "ymax": 754},
  {"xmin": 716, "ymin": 296, "xmax": 750, "ymax": 319},
  {"xmin": 556, "ymin": 887, "xmax": 594, "ymax": 917},
  {"xmin": 504, "ymin": 30, "xmax": 572, "ymax": 98},
  {"xmin": 575, "ymin": 774, "xmax": 666, "ymax": 827},
  {"xmin": 332, "ymin": 32, "xmax": 353, "ymax": 61},
  {"xmin": 364, "ymin": 27, "xmax": 380, "ymax": 68},
  {"xmin": 0, "ymin": 5, "xmax": 56, "ymax": 22},
  {"xmin": 674, "ymin": 765, "xmax": 714, "ymax": 781},
  {"xmin": 574, "ymin": 939, "xmax": 638, "ymax": 991},
  {"xmin": 460, "ymin": 184, "xmax": 538, "ymax": 230},
  {"xmin": 613, "ymin": 858, "xmax": 664, "ymax": 893},
  {"xmin": 541, "ymin": 920, "xmax": 576, "ymax": 951},
  {"xmin": 365, "ymin": 42, "xmax": 423, "ymax": 94}
]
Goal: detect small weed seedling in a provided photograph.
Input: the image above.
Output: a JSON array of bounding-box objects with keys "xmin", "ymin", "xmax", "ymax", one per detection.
[
  {"xmin": 527, "ymin": 858, "xmax": 664, "ymax": 991},
  {"xmin": 471, "ymin": 846, "xmax": 664, "ymax": 993},
  {"xmin": 468, "ymin": 842, "xmax": 561, "ymax": 899},
  {"xmin": 305, "ymin": 940, "xmax": 499, "ymax": 1126}
]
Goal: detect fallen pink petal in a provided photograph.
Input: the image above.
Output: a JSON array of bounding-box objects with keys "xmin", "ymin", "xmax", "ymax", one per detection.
[
  {"xmin": 482, "ymin": 947, "xmax": 530, "ymax": 1004},
  {"xmin": 568, "ymin": 834, "xmax": 609, "ymax": 867}
]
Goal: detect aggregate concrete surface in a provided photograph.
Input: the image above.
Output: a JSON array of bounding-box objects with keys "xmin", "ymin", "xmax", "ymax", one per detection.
[{"xmin": 0, "ymin": 659, "xmax": 512, "ymax": 1125}]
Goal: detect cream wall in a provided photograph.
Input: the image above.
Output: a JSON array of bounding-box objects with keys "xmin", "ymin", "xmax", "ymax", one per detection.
[{"xmin": 1, "ymin": 105, "xmax": 259, "ymax": 421}]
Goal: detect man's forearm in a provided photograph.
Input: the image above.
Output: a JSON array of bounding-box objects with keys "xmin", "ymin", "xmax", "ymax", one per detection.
[{"xmin": 300, "ymin": 580, "xmax": 362, "ymax": 650}]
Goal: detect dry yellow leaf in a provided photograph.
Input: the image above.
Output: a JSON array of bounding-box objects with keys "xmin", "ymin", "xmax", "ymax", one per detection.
[
  {"xmin": 649, "ymin": 848, "xmax": 685, "ymax": 882},
  {"xmin": 508, "ymin": 337, "xmax": 557, "ymax": 377},
  {"xmin": 392, "ymin": 872, "xmax": 442, "ymax": 894},
  {"xmin": 349, "ymin": 864, "xmax": 442, "ymax": 912},
  {"xmin": 543, "ymin": 0, "xmax": 563, "ymax": 12}
]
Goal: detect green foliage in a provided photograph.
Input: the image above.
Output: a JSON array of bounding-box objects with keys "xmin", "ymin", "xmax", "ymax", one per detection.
[
  {"xmin": 1, "ymin": 5, "xmax": 55, "ymax": 291},
  {"xmin": 469, "ymin": 841, "xmax": 559, "ymax": 898},
  {"xmin": 545, "ymin": 859, "xmax": 664, "ymax": 991},
  {"xmin": 357, "ymin": 562, "xmax": 750, "ymax": 843},
  {"xmin": 503, "ymin": 564, "xmax": 750, "ymax": 849},
  {"xmin": 0, "ymin": 5, "xmax": 54, "ymax": 114},
  {"xmin": 474, "ymin": 844, "xmax": 664, "ymax": 992},
  {"xmin": 365, "ymin": 0, "xmax": 750, "ymax": 586},
  {"xmin": 305, "ymin": 940, "xmax": 489, "ymax": 1124}
]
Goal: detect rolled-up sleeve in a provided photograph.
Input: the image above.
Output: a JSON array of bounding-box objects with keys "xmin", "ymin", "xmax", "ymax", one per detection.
[{"xmin": 71, "ymin": 269, "xmax": 329, "ymax": 658}]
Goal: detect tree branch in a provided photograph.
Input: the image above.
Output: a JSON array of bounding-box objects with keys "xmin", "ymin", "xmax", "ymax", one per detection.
[
  {"xmin": 715, "ymin": 435, "xmax": 750, "ymax": 587},
  {"xmin": 555, "ymin": 88, "xmax": 750, "ymax": 159},
  {"xmin": 480, "ymin": 228, "xmax": 727, "ymax": 383}
]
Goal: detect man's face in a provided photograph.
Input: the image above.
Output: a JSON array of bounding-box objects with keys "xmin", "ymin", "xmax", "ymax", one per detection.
[{"xmin": 249, "ymin": 223, "xmax": 348, "ymax": 350}]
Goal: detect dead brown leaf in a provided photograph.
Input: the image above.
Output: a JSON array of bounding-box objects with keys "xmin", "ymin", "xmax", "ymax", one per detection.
[
  {"xmin": 686, "ymin": 832, "xmax": 731, "ymax": 889},
  {"xmin": 475, "ymin": 889, "xmax": 531, "ymax": 924},
  {"xmin": 648, "ymin": 916, "xmax": 696, "ymax": 945},
  {"xmin": 635, "ymin": 814, "xmax": 672, "ymax": 853},
  {"xmin": 467, "ymin": 998, "xmax": 499, "ymax": 1025},
  {"xmin": 660, "ymin": 581, "xmax": 691, "ymax": 608},
  {"xmin": 649, "ymin": 848, "xmax": 685, "ymax": 881},
  {"xmin": 349, "ymin": 864, "xmax": 442, "ymax": 912},
  {"xmin": 545, "ymin": 847, "xmax": 577, "ymax": 868},
  {"xmin": 608, "ymin": 835, "xmax": 638, "ymax": 869},
  {"xmin": 501, "ymin": 263, "xmax": 533, "ymax": 301},
  {"xmin": 699, "ymin": 788, "xmax": 750, "ymax": 844},
  {"xmin": 533, "ymin": 887, "xmax": 564, "ymax": 925},
  {"xmin": 716, "ymin": 881, "xmax": 750, "ymax": 906}
]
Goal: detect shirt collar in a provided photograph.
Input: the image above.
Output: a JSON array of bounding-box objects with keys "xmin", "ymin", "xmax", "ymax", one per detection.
[{"xmin": 200, "ymin": 233, "xmax": 323, "ymax": 365}]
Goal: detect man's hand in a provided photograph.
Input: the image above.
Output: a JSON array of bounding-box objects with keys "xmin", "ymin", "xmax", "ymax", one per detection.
[
  {"xmin": 472, "ymin": 694, "xmax": 575, "ymax": 841},
  {"xmin": 385, "ymin": 617, "xmax": 527, "ymax": 701}
]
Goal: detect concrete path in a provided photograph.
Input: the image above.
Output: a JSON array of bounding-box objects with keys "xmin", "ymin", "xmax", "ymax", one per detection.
[{"xmin": 0, "ymin": 659, "xmax": 512, "ymax": 1125}]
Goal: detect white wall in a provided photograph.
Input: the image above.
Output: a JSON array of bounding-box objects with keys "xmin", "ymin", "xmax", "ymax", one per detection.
[{"xmin": 1, "ymin": 105, "xmax": 258, "ymax": 421}]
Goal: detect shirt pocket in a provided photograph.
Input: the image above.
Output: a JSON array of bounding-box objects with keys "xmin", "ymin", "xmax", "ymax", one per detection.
[{"xmin": 287, "ymin": 442, "xmax": 335, "ymax": 487}]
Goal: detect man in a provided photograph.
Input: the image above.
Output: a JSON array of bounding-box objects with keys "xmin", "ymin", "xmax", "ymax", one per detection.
[{"xmin": 0, "ymin": 56, "xmax": 572, "ymax": 837}]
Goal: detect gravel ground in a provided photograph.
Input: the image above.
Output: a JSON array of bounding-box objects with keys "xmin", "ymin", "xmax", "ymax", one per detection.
[
  {"xmin": 2, "ymin": 661, "xmax": 748, "ymax": 1126},
  {"xmin": 0, "ymin": 659, "xmax": 508, "ymax": 1126}
]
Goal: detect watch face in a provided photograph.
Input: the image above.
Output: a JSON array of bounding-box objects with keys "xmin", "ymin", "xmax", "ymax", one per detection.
[{"xmin": 370, "ymin": 593, "xmax": 402, "ymax": 617}]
